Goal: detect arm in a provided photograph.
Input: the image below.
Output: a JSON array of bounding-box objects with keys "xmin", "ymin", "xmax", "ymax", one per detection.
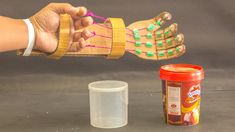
[
  {"xmin": 0, "ymin": 3, "xmax": 93, "ymax": 53},
  {"xmin": 0, "ymin": 16, "xmax": 28, "ymax": 52}
]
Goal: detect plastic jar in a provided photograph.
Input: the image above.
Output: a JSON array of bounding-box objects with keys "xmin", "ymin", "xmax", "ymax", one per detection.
[
  {"xmin": 160, "ymin": 64, "xmax": 204, "ymax": 126},
  {"xmin": 88, "ymin": 80, "xmax": 128, "ymax": 128}
]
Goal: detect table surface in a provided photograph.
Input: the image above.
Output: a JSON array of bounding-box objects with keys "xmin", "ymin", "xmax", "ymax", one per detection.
[{"xmin": 0, "ymin": 69, "xmax": 234, "ymax": 132}]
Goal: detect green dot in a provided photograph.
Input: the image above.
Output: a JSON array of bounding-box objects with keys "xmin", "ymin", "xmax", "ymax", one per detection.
[
  {"xmin": 156, "ymin": 20, "xmax": 162, "ymax": 26},
  {"xmin": 133, "ymin": 28, "xmax": 139, "ymax": 34},
  {"xmin": 135, "ymin": 41, "xmax": 141, "ymax": 47},
  {"xmin": 164, "ymin": 30, "xmax": 169, "ymax": 36},
  {"xmin": 158, "ymin": 51, "xmax": 165, "ymax": 57},
  {"xmin": 168, "ymin": 50, "xmax": 173, "ymax": 56},
  {"xmin": 145, "ymin": 42, "xmax": 153, "ymax": 48},
  {"xmin": 135, "ymin": 49, "xmax": 142, "ymax": 54},
  {"xmin": 174, "ymin": 37, "xmax": 178, "ymax": 42},
  {"xmin": 166, "ymin": 39, "xmax": 172, "ymax": 45},
  {"xmin": 156, "ymin": 32, "xmax": 162, "ymax": 38},
  {"xmin": 146, "ymin": 33, "xmax": 153, "ymax": 39},
  {"xmin": 147, "ymin": 24, "xmax": 155, "ymax": 31},
  {"xmin": 176, "ymin": 47, "xmax": 180, "ymax": 53},
  {"xmin": 146, "ymin": 51, "xmax": 154, "ymax": 57},
  {"xmin": 157, "ymin": 41, "xmax": 163, "ymax": 47},
  {"xmin": 134, "ymin": 34, "xmax": 141, "ymax": 40}
]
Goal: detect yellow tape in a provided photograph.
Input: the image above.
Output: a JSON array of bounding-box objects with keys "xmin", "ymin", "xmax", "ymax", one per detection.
[
  {"xmin": 48, "ymin": 14, "xmax": 71, "ymax": 59},
  {"xmin": 106, "ymin": 18, "xmax": 126, "ymax": 59}
]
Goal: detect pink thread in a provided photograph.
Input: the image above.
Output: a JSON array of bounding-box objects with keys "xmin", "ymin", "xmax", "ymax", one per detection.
[
  {"xmin": 85, "ymin": 44, "xmax": 157, "ymax": 54},
  {"xmin": 126, "ymin": 40, "xmax": 135, "ymax": 44},
  {"xmin": 86, "ymin": 11, "xmax": 107, "ymax": 21},
  {"xmin": 95, "ymin": 23, "xmax": 134, "ymax": 34},
  {"xmin": 95, "ymin": 34, "xmax": 112, "ymax": 39},
  {"xmin": 85, "ymin": 44, "xmax": 135, "ymax": 52},
  {"xmin": 92, "ymin": 33, "xmax": 137, "ymax": 45},
  {"xmin": 138, "ymin": 27, "xmax": 147, "ymax": 31},
  {"xmin": 126, "ymin": 28, "xmax": 133, "ymax": 32},
  {"xmin": 85, "ymin": 44, "xmax": 111, "ymax": 49}
]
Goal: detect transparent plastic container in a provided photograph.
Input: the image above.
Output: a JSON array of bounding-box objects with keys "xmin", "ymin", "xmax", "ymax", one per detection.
[{"xmin": 88, "ymin": 80, "xmax": 128, "ymax": 128}]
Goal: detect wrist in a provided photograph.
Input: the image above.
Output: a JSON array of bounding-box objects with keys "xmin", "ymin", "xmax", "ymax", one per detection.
[
  {"xmin": 21, "ymin": 19, "xmax": 36, "ymax": 56},
  {"xmin": 28, "ymin": 17, "xmax": 40, "ymax": 51}
]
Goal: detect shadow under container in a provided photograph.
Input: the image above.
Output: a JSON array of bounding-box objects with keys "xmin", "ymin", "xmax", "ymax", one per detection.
[
  {"xmin": 160, "ymin": 64, "xmax": 204, "ymax": 126},
  {"xmin": 88, "ymin": 80, "xmax": 128, "ymax": 129}
]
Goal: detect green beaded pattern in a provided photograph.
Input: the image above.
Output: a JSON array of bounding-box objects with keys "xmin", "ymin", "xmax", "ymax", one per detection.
[
  {"xmin": 174, "ymin": 37, "xmax": 178, "ymax": 42},
  {"xmin": 146, "ymin": 33, "xmax": 153, "ymax": 39},
  {"xmin": 133, "ymin": 28, "xmax": 139, "ymax": 34},
  {"xmin": 135, "ymin": 41, "xmax": 141, "ymax": 47},
  {"xmin": 157, "ymin": 41, "xmax": 163, "ymax": 47},
  {"xmin": 146, "ymin": 51, "xmax": 154, "ymax": 57},
  {"xmin": 168, "ymin": 49, "xmax": 173, "ymax": 56},
  {"xmin": 158, "ymin": 51, "xmax": 165, "ymax": 57},
  {"xmin": 164, "ymin": 30, "xmax": 169, "ymax": 36},
  {"xmin": 135, "ymin": 49, "xmax": 142, "ymax": 54},
  {"xmin": 134, "ymin": 34, "xmax": 141, "ymax": 40},
  {"xmin": 176, "ymin": 47, "xmax": 180, "ymax": 53},
  {"xmin": 145, "ymin": 42, "xmax": 153, "ymax": 48},
  {"xmin": 156, "ymin": 32, "xmax": 162, "ymax": 38},
  {"xmin": 147, "ymin": 24, "xmax": 155, "ymax": 31},
  {"xmin": 156, "ymin": 20, "xmax": 162, "ymax": 26},
  {"xmin": 166, "ymin": 39, "xmax": 172, "ymax": 45}
]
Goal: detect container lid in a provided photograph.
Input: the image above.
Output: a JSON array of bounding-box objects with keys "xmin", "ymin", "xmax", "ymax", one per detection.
[
  {"xmin": 160, "ymin": 64, "xmax": 204, "ymax": 82},
  {"xmin": 88, "ymin": 80, "xmax": 128, "ymax": 92}
]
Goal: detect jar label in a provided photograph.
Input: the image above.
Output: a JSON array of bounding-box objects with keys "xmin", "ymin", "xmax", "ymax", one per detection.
[
  {"xmin": 167, "ymin": 86, "xmax": 181, "ymax": 115},
  {"xmin": 162, "ymin": 80, "xmax": 201, "ymax": 125}
]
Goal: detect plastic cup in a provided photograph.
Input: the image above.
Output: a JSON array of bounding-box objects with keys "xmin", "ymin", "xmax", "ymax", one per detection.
[
  {"xmin": 88, "ymin": 80, "xmax": 128, "ymax": 128},
  {"xmin": 160, "ymin": 64, "xmax": 204, "ymax": 126}
]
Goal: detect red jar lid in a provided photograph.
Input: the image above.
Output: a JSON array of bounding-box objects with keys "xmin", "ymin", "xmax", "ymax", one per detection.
[{"xmin": 160, "ymin": 64, "xmax": 204, "ymax": 82}]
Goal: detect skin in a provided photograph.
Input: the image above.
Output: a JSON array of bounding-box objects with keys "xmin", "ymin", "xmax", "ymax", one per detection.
[{"xmin": 0, "ymin": 3, "xmax": 93, "ymax": 53}]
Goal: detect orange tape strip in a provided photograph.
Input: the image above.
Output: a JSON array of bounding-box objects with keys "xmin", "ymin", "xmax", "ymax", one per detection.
[
  {"xmin": 106, "ymin": 18, "xmax": 126, "ymax": 59},
  {"xmin": 48, "ymin": 14, "xmax": 71, "ymax": 59}
]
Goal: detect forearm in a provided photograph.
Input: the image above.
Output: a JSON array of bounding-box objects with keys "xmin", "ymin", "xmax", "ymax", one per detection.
[{"xmin": 0, "ymin": 16, "xmax": 28, "ymax": 52}]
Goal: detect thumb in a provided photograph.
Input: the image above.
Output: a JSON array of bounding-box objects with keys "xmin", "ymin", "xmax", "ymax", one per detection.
[{"xmin": 49, "ymin": 3, "xmax": 87, "ymax": 19}]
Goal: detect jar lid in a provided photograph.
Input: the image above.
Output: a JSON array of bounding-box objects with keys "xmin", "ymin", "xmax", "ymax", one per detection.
[{"xmin": 160, "ymin": 64, "xmax": 204, "ymax": 82}]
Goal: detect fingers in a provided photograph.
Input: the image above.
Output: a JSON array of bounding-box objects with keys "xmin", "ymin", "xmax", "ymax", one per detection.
[
  {"xmin": 70, "ymin": 29, "xmax": 93, "ymax": 52},
  {"xmin": 69, "ymin": 38, "xmax": 86, "ymax": 52},
  {"xmin": 73, "ymin": 29, "xmax": 93, "ymax": 41},
  {"xmin": 154, "ymin": 12, "xmax": 172, "ymax": 29},
  {"xmin": 48, "ymin": 3, "xmax": 87, "ymax": 19},
  {"xmin": 156, "ymin": 34, "xmax": 184, "ymax": 50},
  {"xmin": 74, "ymin": 16, "xmax": 93, "ymax": 30},
  {"xmin": 131, "ymin": 12, "xmax": 172, "ymax": 35},
  {"xmin": 155, "ymin": 23, "xmax": 178, "ymax": 40},
  {"xmin": 157, "ymin": 45, "xmax": 186, "ymax": 60},
  {"xmin": 48, "ymin": 3, "xmax": 93, "ymax": 28}
]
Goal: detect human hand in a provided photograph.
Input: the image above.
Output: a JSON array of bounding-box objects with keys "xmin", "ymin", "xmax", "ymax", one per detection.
[{"xmin": 30, "ymin": 3, "xmax": 93, "ymax": 53}]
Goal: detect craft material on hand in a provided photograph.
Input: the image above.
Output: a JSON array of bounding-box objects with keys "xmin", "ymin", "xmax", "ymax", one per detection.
[{"xmin": 18, "ymin": 12, "xmax": 186, "ymax": 60}]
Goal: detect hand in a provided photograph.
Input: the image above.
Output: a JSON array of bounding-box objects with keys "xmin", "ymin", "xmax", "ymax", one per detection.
[
  {"xmin": 30, "ymin": 3, "xmax": 93, "ymax": 53},
  {"xmin": 65, "ymin": 12, "xmax": 185, "ymax": 61},
  {"xmin": 126, "ymin": 12, "xmax": 186, "ymax": 60}
]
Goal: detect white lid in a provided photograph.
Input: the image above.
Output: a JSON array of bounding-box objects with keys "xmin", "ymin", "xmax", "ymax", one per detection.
[{"xmin": 88, "ymin": 80, "xmax": 128, "ymax": 92}]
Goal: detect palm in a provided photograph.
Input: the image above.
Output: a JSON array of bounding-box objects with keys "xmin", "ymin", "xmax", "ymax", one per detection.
[{"xmin": 33, "ymin": 10, "xmax": 61, "ymax": 53}]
